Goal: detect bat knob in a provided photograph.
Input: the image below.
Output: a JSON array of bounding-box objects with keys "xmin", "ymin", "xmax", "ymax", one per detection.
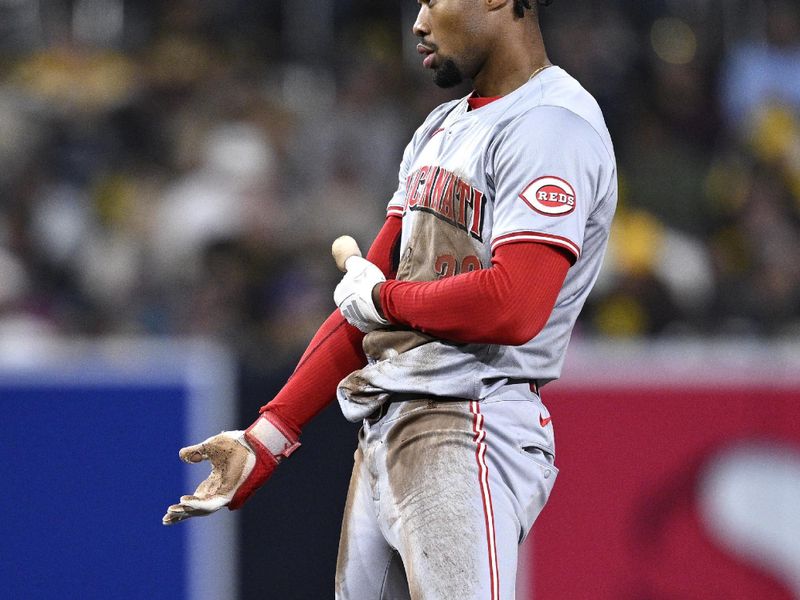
[{"xmin": 332, "ymin": 235, "xmax": 362, "ymax": 272}]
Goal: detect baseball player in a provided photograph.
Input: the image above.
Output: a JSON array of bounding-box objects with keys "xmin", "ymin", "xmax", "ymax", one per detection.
[{"xmin": 163, "ymin": 1, "xmax": 617, "ymax": 598}]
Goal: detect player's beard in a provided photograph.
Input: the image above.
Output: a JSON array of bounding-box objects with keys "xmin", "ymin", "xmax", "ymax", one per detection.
[{"xmin": 432, "ymin": 58, "xmax": 464, "ymax": 88}]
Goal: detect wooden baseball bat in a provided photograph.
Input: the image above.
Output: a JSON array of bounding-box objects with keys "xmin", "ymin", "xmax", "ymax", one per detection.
[{"xmin": 331, "ymin": 235, "xmax": 362, "ymax": 272}]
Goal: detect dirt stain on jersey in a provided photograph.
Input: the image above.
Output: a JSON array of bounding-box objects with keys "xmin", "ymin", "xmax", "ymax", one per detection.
[
  {"xmin": 385, "ymin": 399, "xmax": 483, "ymax": 599},
  {"xmin": 396, "ymin": 212, "xmax": 482, "ymax": 282},
  {"xmin": 340, "ymin": 213, "xmax": 486, "ymax": 419},
  {"xmin": 338, "ymin": 372, "xmax": 391, "ymax": 417},
  {"xmin": 357, "ymin": 211, "xmax": 484, "ymax": 369},
  {"xmin": 362, "ymin": 330, "xmax": 435, "ymax": 362}
]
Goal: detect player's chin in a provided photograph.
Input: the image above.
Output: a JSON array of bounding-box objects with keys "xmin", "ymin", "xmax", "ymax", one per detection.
[{"xmin": 432, "ymin": 58, "xmax": 464, "ymax": 88}]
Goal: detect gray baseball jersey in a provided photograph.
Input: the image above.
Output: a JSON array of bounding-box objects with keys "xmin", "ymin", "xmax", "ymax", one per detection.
[{"xmin": 337, "ymin": 66, "xmax": 617, "ymax": 422}]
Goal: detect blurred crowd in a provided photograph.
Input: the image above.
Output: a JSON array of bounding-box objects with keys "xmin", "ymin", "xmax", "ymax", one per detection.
[{"xmin": 0, "ymin": 0, "xmax": 799, "ymax": 380}]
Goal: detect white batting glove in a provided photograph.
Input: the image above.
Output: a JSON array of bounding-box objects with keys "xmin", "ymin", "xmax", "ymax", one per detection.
[
  {"xmin": 162, "ymin": 412, "xmax": 299, "ymax": 525},
  {"xmin": 334, "ymin": 255, "xmax": 389, "ymax": 332}
]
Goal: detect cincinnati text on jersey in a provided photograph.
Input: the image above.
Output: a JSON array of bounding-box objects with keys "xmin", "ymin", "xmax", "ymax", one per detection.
[{"xmin": 404, "ymin": 165, "xmax": 485, "ymax": 240}]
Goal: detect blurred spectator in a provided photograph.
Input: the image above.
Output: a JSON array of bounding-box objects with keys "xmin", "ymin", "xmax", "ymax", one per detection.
[
  {"xmin": 720, "ymin": 0, "xmax": 800, "ymax": 131},
  {"xmin": 0, "ymin": 0, "xmax": 799, "ymax": 364}
]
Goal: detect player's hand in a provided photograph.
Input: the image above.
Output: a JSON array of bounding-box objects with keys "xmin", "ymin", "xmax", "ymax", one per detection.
[
  {"xmin": 334, "ymin": 255, "xmax": 389, "ymax": 332},
  {"xmin": 162, "ymin": 412, "xmax": 300, "ymax": 525}
]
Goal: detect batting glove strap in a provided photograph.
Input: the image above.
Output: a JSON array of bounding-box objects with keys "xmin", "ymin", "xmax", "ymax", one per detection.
[{"xmin": 228, "ymin": 413, "xmax": 300, "ymax": 510}]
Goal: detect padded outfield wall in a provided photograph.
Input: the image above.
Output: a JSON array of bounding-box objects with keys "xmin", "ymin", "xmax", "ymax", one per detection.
[
  {"xmin": 0, "ymin": 338, "xmax": 238, "ymax": 600},
  {"xmin": 3, "ymin": 338, "xmax": 799, "ymax": 599},
  {"xmin": 519, "ymin": 339, "xmax": 800, "ymax": 600}
]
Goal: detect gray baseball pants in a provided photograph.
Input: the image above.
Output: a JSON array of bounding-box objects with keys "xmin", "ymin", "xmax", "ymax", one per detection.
[{"xmin": 335, "ymin": 383, "xmax": 557, "ymax": 599}]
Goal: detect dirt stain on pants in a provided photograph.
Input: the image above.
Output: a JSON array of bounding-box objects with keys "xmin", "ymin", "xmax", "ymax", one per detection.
[{"xmin": 385, "ymin": 400, "xmax": 484, "ymax": 600}]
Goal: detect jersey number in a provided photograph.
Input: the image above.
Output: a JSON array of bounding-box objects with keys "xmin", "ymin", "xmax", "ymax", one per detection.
[{"xmin": 434, "ymin": 254, "xmax": 481, "ymax": 279}]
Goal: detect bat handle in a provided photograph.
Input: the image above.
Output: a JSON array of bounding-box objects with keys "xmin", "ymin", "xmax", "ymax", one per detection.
[{"xmin": 332, "ymin": 235, "xmax": 363, "ymax": 272}]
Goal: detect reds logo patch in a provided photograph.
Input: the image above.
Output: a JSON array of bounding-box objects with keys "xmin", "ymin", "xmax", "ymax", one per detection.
[{"xmin": 520, "ymin": 176, "xmax": 576, "ymax": 217}]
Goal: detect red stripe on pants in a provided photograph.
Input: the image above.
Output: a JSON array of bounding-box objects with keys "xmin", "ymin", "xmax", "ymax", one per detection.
[{"xmin": 470, "ymin": 401, "xmax": 499, "ymax": 599}]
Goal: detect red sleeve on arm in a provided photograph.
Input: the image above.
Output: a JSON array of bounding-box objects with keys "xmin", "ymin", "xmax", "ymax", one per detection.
[
  {"xmin": 379, "ymin": 242, "xmax": 571, "ymax": 346},
  {"xmin": 365, "ymin": 215, "xmax": 402, "ymax": 278},
  {"xmin": 261, "ymin": 216, "xmax": 402, "ymax": 433}
]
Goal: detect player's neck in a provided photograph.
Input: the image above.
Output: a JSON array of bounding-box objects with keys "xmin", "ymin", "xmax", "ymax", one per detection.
[{"xmin": 472, "ymin": 30, "xmax": 549, "ymax": 97}]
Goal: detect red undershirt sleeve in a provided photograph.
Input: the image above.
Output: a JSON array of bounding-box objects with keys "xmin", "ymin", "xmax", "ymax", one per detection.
[
  {"xmin": 379, "ymin": 242, "xmax": 572, "ymax": 347},
  {"xmin": 261, "ymin": 215, "xmax": 402, "ymax": 433}
]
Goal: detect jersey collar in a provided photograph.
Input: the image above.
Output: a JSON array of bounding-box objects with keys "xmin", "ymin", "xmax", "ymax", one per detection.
[{"xmin": 467, "ymin": 92, "xmax": 502, "ymax": 111}]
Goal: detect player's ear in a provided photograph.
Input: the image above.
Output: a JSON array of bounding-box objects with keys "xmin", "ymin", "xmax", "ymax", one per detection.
[{"xmin": 485, "ymin": 0, "xmax": 510, "ymax": 12}]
